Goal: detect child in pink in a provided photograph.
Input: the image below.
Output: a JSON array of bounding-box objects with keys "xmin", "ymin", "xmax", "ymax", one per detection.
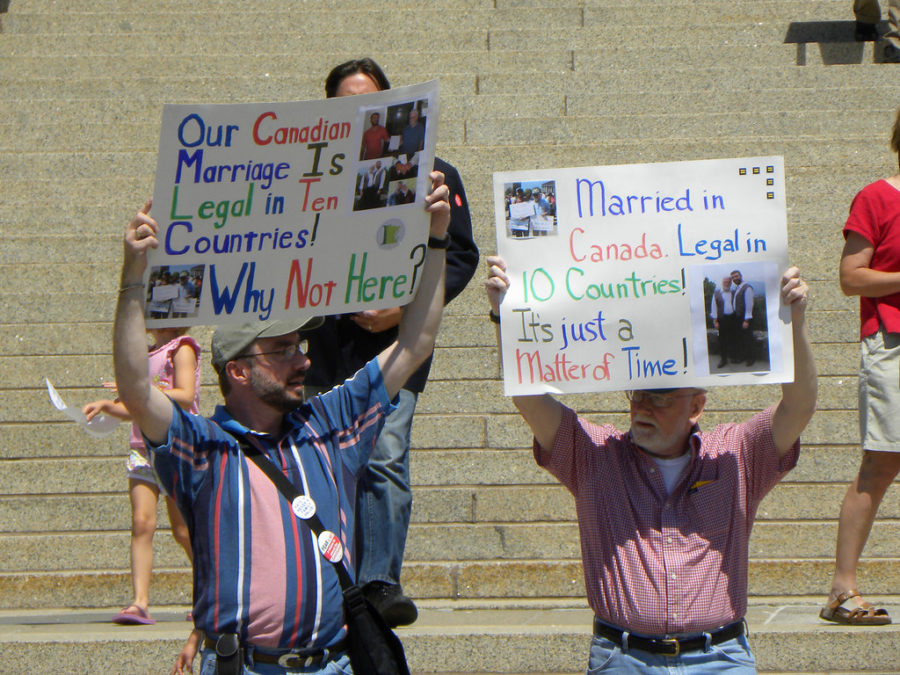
[{"xmin": 83, "ymin": 328, "xmax": 200, "ymax": 625}]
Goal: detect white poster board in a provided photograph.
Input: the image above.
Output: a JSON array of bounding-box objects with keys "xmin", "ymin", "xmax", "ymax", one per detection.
[
  {"xmin": 146, "ymin": 81, "xmax": 439, "ymax": 327},
  {"xmin": 493, "ymin": 156, "xmax": 793, "ymax": 396}
]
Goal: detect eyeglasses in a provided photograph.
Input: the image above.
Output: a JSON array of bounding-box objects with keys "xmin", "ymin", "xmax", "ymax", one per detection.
[
  {"xmin": 242, "ymin": 340, "xmax": 308, "ymax": 363},
  {"xmin": 625, "ymin": 390, "xmax": 698, "ymax": 409}
]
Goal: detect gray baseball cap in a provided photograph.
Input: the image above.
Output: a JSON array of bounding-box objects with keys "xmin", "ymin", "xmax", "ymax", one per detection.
[{"xmin": 211, "ymin": 317, "xmax": 324, "ymax": 373}]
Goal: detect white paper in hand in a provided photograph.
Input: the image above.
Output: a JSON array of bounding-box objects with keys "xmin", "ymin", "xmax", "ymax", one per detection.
[{"xmin": 45, "ymin": 378, "xmax": 121, "ymax": 438}]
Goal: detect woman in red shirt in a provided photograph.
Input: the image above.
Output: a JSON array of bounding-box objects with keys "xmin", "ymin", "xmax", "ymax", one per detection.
[{"xmin": 821, "ymin": 108, "xmax": 900, "ymax": 626}]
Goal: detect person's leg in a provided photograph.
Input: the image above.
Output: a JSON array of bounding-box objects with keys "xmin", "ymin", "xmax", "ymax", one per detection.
[
  {"xmin": 686, "ymin": 635, "xmax": 757, "ymax": 673},
  {"xmin": 855, "ymin": 0, "xmax": 888, "ymax": 43},
  {"xmin": 166, "ymin": 496, "xmax": 193, "ymax": 563},
  {"xmin": 128, "ymin": 477, "xmax": 160, "ymax": 612},
  {"xmin": 718, "ymin": 316, "xmax": 735, "ymax": 365},
  {"xmin": 855, "ymin": 0, "xmax": 882, "ymax": 24},
  {"xmin": 585, "ymin": 634, "xmax": 670, "ymax": 673},
  {"xmin": 828, "ymin": 450, "xmax": 900, "ymax": 604},
  {"xmin": 883, "ymin": 0, "xmax": 900, "ymax": 59},
  {"xmin": 740, "ymin": 323, "xmax": 754, "ymax": 365},
  {"xmin": 355, "ymin": 388, "xmax": 417, "ymax": 626}
]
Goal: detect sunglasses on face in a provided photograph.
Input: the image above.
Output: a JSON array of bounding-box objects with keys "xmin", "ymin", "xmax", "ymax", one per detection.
[
  {"xmin": 243, "ymin": 340, "xmax": 309, "ymax": 363},
  {"xmin": 625, "ymin": 390, "xmax": 697, "ymax": 409}
]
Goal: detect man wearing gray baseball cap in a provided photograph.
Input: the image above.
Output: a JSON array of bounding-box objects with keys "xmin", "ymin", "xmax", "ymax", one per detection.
[{"xmin": 112, "ymin": 170, "xmax": 450, "ymax": 674}]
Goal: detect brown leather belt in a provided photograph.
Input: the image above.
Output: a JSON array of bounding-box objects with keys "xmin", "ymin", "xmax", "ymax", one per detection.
[
  {"xmin": 593, "ymin": 618, "xmax": 745, "ymax": 656},
  {"xmin": 204, "ymin": 636, "xmax": 348, "ymax": 668}
]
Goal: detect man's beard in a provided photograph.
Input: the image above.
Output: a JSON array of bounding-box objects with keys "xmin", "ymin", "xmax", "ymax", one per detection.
[{"xmin": 248, "ymin": 366, "xmax": 303, "ymax": 413}]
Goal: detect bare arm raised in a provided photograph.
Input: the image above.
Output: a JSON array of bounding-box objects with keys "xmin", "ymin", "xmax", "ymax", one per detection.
[
  {"xmin": 485, "ymin": 255, "xmax": 563, "ymax": 452},
  {"xmin": 771, "ymin": 266, "xmax": 817, "ymax": 457},
  {"xmin": 113, "ymin": 200, "xmax": 175, "ymax": 446},
  {"xmin": 377, "ymin": 171, "xmax": 450, "ymax": 399}
]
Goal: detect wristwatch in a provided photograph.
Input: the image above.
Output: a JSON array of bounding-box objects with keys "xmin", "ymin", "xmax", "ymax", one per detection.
[{"xmin": 427, "ymin": 233, "xmax": 451, "ymax": 249}]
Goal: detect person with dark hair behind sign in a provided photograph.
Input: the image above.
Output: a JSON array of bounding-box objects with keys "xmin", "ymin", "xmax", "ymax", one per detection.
[{"xmin": 304, "ymin": 58, "xmax": 479, "ymax": 629}]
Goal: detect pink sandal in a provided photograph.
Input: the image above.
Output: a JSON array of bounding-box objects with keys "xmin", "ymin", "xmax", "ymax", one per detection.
[{"xmin": 112, "ymin": 604, "xmax": 156, "ymax": 625}]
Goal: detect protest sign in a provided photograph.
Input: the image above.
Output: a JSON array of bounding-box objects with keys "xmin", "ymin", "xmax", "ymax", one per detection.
[
  {"xmin": 493, "ymin": 156, "xmax": 792, "ymax": 396},
  {"xmin": 145, "ymin": 81, "xmax": 439, "ymax": 327}
]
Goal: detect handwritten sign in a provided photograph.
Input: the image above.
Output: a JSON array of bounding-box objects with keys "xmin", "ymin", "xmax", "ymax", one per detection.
[
  {"xmin": 493, "ymin": 156, "xmax": 793, "ymax": 396},
  {"xmin": 146, "ymin": 81, "xmax": 439, "ymax": 327}
]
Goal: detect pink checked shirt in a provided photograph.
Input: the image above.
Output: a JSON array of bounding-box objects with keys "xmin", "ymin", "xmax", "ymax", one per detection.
[{"xmin": 536, "ymin": 404, "xmax": 798, "ymax": 636}]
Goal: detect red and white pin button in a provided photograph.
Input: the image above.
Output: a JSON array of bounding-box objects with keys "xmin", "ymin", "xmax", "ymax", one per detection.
[{"xmin": 317, "ymin": 530, "xmax": 344, "ymax": 563}]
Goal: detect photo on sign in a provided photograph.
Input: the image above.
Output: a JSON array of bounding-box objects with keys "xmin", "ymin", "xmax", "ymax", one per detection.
[
  {"xmin": 144, "ymin": 264, "xmax": 205, "ymax": 320},
  {"xmin": 351, "ymin": 98, "xmax": 429, "ymax": 212},
  {"xmin": 354, "ymin": 159, "xmax": 390, "ymax": 210},
  {"xmin": 501, "ymin": 180, "xmax": 557, "ymax": 239},
  {"xmin": 385, "ymin": 177, "xmax": 416, "ymax": 206},
  {"xmin": 385, "ymin": 99, "xmax": 428, "ymax": 180},
  {"xmin": 359, "ymin": 106, "xmax": 391, "ymax": 160},
  {"xmin": 691, "ymin": 261, "xmax": 772, "ymax": 377}
]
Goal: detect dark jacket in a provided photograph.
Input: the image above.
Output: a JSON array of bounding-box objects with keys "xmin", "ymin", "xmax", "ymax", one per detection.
[{"xmin": 304, "ymin": 157, "xmax": 479, "ymax": 394}]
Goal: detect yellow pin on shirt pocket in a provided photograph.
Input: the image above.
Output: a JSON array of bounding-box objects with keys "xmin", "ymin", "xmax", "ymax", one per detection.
[{"xmin": 686, "ymin": 478, "xmax": 734, "ymax": 543}]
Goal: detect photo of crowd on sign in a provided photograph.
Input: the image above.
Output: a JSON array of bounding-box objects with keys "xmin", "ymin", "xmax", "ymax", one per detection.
[
  {"xmin": 502, "ymin": 180, "xmax": 557, "ymax": 239},
  {"xmin": 699, "ymin": 264, "xmax": 770, "ymax": 374},
  {"xmin": 144, "ymin": 264, "xmax": 205, "ymax": 320},
  {"xmin": 353, "ymin": 98, "xmax": 429, "ymax": 211}
]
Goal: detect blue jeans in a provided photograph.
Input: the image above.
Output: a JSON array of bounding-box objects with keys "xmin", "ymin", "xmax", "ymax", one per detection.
[
  {"xmin": 355, "ymin": 388, "xmax": 417, "ymax": 585},
  {"xmin": 587, "ymin": 634, "xmax": 757, "ymax": 673},
  {"xmin": 199, "ymin": 648, "xmax": 352, "ymax": 675}
]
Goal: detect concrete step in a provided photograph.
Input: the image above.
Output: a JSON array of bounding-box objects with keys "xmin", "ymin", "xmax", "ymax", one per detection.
[
  {"xmin": 2, "ymin": 518, "xmax": 899, "ymax": 575},
  {"xmin": 1, "ymin": 557, "xmax": 899, "ymax": 606},
  {"xmin": 0, "ymin": 51, "xmax": 577, "ymax": 81},
  {"xmin": 2, "ymin": 481, "xmax": 898, "ymax": 538},
  {"xmin": 0, "ymin": 111, "xmax": 888, "ymax": 153},
  {"xmin": 0, "ymin": 8, "xmax": 582, "ymax": 36},
  {"xmin": 0, "ymin": 3, "xmax": 861, "ymax": 44},
  {"xmin": 4, "ymin": 93, "xmax": 569, "ymax": 128},
  {"xmin": 0, "ymin": 73, "xmax": 477, "ymax": 102},
  {"xmin": 0, "ymin": 14, "xmax": 867, "ymax": 57},
  {"xmin": 0, "ymin": 374, "xmax": 864, "ymax": 425},
  {"xmin": 3, "ymin": 65, "xmax": 898, "ymax": 104},
  {"xmin": 2, "ymin": 0, "xmax": 852, "ymax": 13},
  {"xmin": 6, "ymin": 0, "xmax": 497, "ymax": 10},
  {"xmin": 0, "ymin": 43, "xmax": 885, "ymax": 85},
  {"xmin": 0, "ymin": 89, "xmax": 892, "ymax": 134},
  {"xmin": 1, "ymin": 599, "xmax": 898, "ymax": 674}
]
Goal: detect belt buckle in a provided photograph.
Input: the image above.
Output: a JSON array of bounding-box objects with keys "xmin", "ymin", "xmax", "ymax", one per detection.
[
  {"xmin": 277, "ymin": 652, "xmax": 313, "ymax": 668},
  {"xmin": 660, "ymin": 637, "xmax": 680, "ymax": 656}
]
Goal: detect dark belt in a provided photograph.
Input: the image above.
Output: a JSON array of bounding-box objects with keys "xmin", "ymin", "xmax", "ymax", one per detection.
[
  {"xmin": 593, "ymin": 617, "xmax": 745, "ymax": 657},
  {"xmin": 204, "ymin": 636, "xmax": 347, "ymax": 668}
]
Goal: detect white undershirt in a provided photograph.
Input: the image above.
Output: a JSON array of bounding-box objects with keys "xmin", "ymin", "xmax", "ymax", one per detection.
[{"xmin": 652, "ymin": 452, "xmax": 692, "ymax": 494}]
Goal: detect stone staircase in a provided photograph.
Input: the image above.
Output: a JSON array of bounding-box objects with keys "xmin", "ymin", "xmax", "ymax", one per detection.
[{"xmin": 2, "ymin": 0, "xmax": 900, "ymax": 672}]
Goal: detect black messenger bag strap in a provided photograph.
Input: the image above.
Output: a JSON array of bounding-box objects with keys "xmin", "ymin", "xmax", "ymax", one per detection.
[
  {"xmin": 237, "ymin": 437, "xmax": 354, "ymax": 590},
  {"xmin": 237, "ymin": 435, "xmax": 410, "ymax": 675}
]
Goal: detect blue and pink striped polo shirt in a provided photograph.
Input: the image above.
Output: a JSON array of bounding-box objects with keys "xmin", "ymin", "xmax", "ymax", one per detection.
[{"xmin": 148, "ymin": 358, "xmax": 394, "ymax": 650}]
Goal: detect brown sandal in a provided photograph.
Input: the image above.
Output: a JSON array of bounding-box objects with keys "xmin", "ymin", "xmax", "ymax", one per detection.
[{"xmin": 819, "ymin": 590, "xmax": 891, "ymax": 625}]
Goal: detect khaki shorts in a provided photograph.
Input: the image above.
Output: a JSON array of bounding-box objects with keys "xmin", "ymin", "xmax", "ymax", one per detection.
[{"xmin": 859, "ymin": 330, "xmax": 900, "ymax": 452}]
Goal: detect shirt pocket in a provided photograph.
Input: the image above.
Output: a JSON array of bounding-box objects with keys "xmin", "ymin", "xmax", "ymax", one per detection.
[{"xmin": 686, "ymin": 478, "xmax": 735, "ymax": 542}]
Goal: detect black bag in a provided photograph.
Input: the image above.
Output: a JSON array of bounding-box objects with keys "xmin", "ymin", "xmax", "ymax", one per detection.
[
  {"xmin": 343, "ymin": 584, "xmax": 411, "ymax": 675},
  {"xmin": 239, "ymin": 438, "xmax": 410, "ymax": 675}
]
